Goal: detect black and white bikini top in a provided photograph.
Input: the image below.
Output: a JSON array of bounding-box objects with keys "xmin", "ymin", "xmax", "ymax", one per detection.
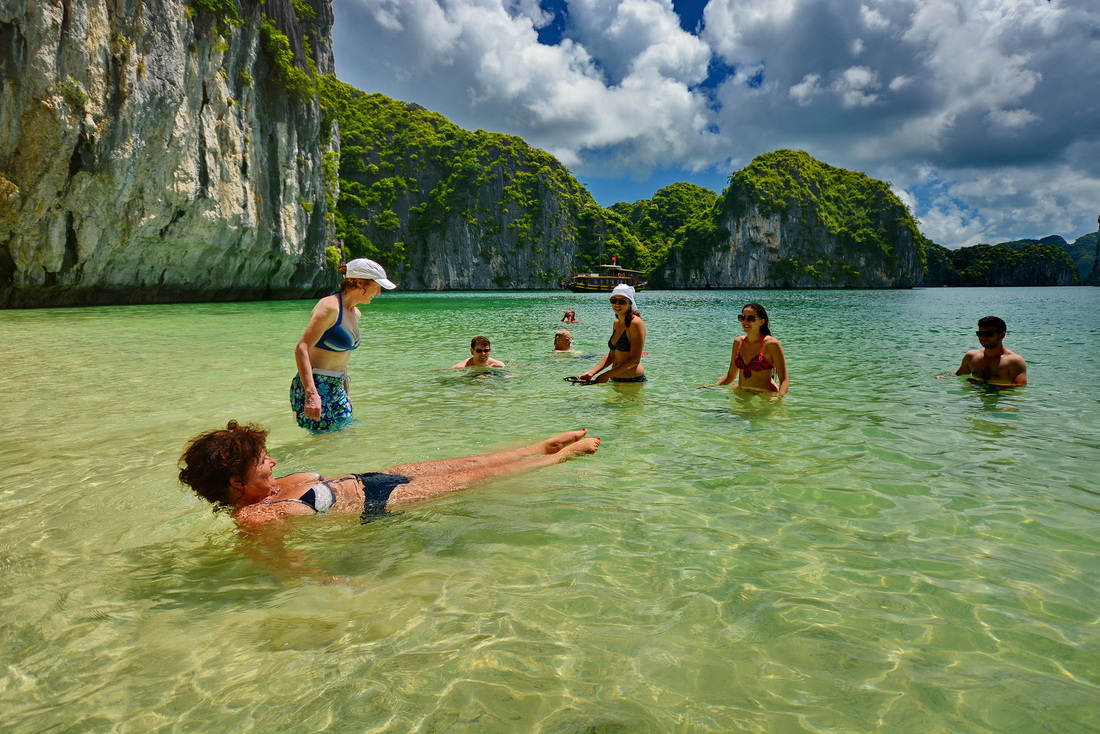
[{"xmin": 262, "ymin": 479, "xmax": 337, "ymax": 514}]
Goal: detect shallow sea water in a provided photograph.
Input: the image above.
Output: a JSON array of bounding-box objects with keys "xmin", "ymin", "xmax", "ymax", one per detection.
[{"xmin": 1, "ymin": 287, "xmax": 1098, "ymax": 733}]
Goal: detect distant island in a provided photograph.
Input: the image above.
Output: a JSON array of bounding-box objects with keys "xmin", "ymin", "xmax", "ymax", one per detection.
[{"xmin": 922, "ymin": 235, "xmax": 1087, "ymax": 287}]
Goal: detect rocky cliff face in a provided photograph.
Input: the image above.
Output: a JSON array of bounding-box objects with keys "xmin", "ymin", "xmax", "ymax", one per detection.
[
  {"xmin": 652, "ymin": 150, "xmax": 926, "ymax": 289},
  {"xmin": 322, "ymin": 86, "xmax": 640, "ymax": 290},
  {"xmin": 0, "ymin": 0, "xmax": 336, "ymax": 307},
  {"xmin": 924, "ymin": 242, "xmax": 1079, "ymax": 286}
]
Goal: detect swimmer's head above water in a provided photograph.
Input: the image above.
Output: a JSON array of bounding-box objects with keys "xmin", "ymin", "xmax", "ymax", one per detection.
[{"xmin": 179, "ymin": 420, "xmax": 270, "ymax": 508}]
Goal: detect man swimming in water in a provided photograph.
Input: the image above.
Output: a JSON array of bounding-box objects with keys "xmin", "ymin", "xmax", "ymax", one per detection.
[
  {"xmin": 938, "ymin": 316, "xmax": 1027, "ymax": 386},
  {"xmin": 452, "ymin": 335, "xmax": 506, "ymax": 369}
]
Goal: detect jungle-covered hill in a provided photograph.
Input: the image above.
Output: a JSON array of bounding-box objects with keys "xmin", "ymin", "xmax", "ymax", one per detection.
[
  {"xmin": 996, "ymin": 234, "xmax": 1096, "ymax": 281},
  {"xmin": 922, "ymin": 241, "xmax": 1079, "ymax": 286},
  {"xmin": 611, "ymin": 150, "xmax": 927, "ymax": 288}
]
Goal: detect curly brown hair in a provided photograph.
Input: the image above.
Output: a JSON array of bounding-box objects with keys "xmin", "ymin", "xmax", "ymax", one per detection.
[{"xmin": 178, "ymin": 421, "xmax": 269, "ymax": 508}]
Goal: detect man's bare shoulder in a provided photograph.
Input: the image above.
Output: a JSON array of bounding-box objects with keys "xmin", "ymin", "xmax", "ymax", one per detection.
[{"xmin": 451, "ymin": 359, "xmax": 471, "ymax": 369}]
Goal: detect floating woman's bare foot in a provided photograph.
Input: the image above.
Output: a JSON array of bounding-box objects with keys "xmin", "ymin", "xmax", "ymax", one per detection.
[
  {"xmin": 555, "ymin": 436, "xmax": 600, "ymax": 461},
  {"xmin": 538, "ymin": 429, "xmax": 588, "ymax": 455}
]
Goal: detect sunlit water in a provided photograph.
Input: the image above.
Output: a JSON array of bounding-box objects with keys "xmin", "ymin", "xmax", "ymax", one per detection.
[{"xmin": 1, "ymin": 287, "xmax": 1098, "ymax": 733}]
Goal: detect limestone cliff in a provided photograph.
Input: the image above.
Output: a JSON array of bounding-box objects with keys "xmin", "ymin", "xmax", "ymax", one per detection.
[
  {"xmin": 0, "ymin": 0, "xmax": 336, "ymax": 307},
  {"xmin": 923, "ymin": 242, "xmax": 1079, "ymax": 286},
  {"xmin": 996, "ymin": 235, "xmax": 1094, "ymax": 281},
  {"xmin": 650, "ymin": 150, "xmax": 926, "ymax": 288},
  {"xmin": 319, "ymin": 81, "xmax": 643, "ymax": 290}
]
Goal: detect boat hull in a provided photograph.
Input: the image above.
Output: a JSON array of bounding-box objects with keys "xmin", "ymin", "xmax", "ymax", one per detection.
[{"xmin": 563, "ymin": 277, "xmax": 647, "ymax": 293}]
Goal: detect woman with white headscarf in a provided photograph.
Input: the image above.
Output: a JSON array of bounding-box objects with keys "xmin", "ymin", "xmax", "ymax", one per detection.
[{"xmin": 575, "ymin": 284, "xmax": 647, "ymax": 384}]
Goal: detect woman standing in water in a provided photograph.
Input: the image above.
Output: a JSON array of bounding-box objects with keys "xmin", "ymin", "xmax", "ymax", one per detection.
[
  {"xmin": 705, "ymin": 302, "xmax": 788, "ymax": 395},
  {"xmin": 575, "ymin": 284, "xmax": 646, "ymax": 384},
  {"xmin": 291, "ymin": 258, "xmax": 396, "ymax": 432}
]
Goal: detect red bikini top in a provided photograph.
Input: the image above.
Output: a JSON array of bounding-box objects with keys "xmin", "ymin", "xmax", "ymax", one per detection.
[{"xmin": 734, "ymin": 338, "xmax": 774, "ymax": 379}]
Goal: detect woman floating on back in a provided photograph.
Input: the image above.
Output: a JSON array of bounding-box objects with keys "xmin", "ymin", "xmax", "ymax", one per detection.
[
  {"xmin": 179, "ymin": 422, "xmax": 601, "ymax": 527},
  {"xmin": 703, "ymin": 302, "xmax": 788, "ymax": 395}
]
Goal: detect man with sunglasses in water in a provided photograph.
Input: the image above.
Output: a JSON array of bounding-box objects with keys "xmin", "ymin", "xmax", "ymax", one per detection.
[
  {"xmin": 452, "ymin": 335, "xmax": 506, "ymax": 369},
  {"xmin": 938, "ymin": 316, "xmax": 1027, "ymax": 386}
]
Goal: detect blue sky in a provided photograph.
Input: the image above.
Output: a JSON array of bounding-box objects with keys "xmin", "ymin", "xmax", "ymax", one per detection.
[{"xmin": 331, "ymin": 0, "xmax": 1100, "ymax": 248}]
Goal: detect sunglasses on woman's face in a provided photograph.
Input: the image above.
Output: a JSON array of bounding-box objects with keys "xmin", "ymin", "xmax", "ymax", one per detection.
[
  {"xmin": 609, "ymin": 298, "xmax": 631, "ymax": 305},
  {"xmin": 737, "ymin": 314, "xmax": 759, "ymax": 323}
]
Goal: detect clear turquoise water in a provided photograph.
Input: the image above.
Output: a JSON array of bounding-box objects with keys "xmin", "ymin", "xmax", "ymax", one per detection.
[{"xmin": 1, "ymin": 287, "xmax": 1097, "ymax": 733}]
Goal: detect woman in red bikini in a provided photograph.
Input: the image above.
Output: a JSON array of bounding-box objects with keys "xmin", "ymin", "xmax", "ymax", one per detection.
[{"xmin": 704, "ymin": 302, "xmax": 788, "ymax": 395}]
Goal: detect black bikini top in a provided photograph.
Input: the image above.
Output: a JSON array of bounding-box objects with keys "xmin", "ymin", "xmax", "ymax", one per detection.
[{"xmin": 608, "ymin": 329, "xmax": 631, "ymax": 352}]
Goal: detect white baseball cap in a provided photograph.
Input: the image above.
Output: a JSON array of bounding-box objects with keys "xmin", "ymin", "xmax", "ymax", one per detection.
[{"xmin": 344, "ymin": 258, "xmax": 396, "ymax": 289}]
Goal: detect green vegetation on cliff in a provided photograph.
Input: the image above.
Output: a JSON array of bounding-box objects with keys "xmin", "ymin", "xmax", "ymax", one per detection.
[
  {"xmin": 998, "ymin": 234, "xmax": 1096, "ymax": 280},
  {"xmin": 260, "ymin": 19, "xmax": 316, "ymax": 100},
  {"xmin": 726, "ymin": 149, "xmax": 924, "ymax": 264},
  {"xmin": 318, "ymin": 86, "xmax": 927, "ymax": 289},
  {"xmin": 610, "ymin": 182, "xmax": 722, "ymax": 273},
  {"xmin": 923, "ymin": 242, "xmax": 1079, "ymax": 286},
  {"xmin": 317, "ymin": 77, "xmax": 645, "ymax": 282},
  {"xmin": 610, "ymin": 150, "xmax": 927, "ymax": 287}
]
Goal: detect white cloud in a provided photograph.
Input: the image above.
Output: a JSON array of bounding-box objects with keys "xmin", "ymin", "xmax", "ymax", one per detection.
[
  {"xmin": 332, "ymin": 0, "xmax": 1100, "ymax": 243},
  {"xmin": 860, "ymin": 4, "xmax": 891, "ymax": 31},
  {"xmin": 834, "ymin": 66, "xmax": 879, "ymax": 107},
  {"xmin": 988, "ymin": 108, "xmax": 1038, "ymax": 130},
  {"xmin": 789, "ymin": 73, "xmax": 822, "ymax": 106},
  {"xmin": 888, "ymin": 75, "xmax": 912, "ymax": 92}
]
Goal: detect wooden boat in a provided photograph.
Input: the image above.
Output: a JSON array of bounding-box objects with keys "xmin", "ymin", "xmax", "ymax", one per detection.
[{"xmin": 562, "ymin": 264, "xmax": 647, "ymax": 292}]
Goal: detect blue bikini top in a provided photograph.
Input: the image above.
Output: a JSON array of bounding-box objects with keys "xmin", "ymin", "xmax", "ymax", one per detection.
[{"xmin": 315, "ymin": 291, "xmax": 361, "ymax": 352}]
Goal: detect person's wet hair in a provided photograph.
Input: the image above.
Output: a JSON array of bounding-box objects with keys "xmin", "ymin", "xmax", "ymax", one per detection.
[
  {"xmin": 978, "ymin": 315, "xmax": 1007, "ymax": 333},
  {"xmin": 470, "ymin": 335, "xmax": 491, "ymax": 349},
  {"xmin": 179, "ymin": 421, "xmax": 269, "ymax": 508},
  {"xmin": 743, "ymin": 302, "xmax": 772, "ymax": 336}
]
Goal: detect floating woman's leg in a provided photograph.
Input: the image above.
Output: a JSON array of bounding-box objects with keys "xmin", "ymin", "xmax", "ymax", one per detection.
[
  {"xmin": 383, "ymin": 430, "xmax": 589, "ymax": 478},
  {"xmin": 384, "ymin": 437, "xmax": 601, "ymax": 507}
]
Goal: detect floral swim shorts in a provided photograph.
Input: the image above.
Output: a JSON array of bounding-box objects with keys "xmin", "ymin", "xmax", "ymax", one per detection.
[{"xmin": 290, "ymin": 369, "xmax": 353, "ymax": 433}]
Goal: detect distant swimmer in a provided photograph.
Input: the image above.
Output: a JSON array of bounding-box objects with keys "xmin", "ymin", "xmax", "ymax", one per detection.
[
  {"xmin": 700, "ymin": 302, "xmax": 788, "ymax": 395},
  {"xmin": 573, "ymin": 284, "xmax": 646, "ymax": 384},
  {"xmin": 554, "ymin": 330, "xmax": 573, "ymax": 352},
  {"xmin": 937, "ymin": 316, "xmax": 1027, "ymax": 386},
  {"xmin": 561, "ymin": 310, "xmax": 579, "ymax": 323},
  {"xmin": 179, "ymin": 421, "xmax": 600, "ymax": 528},
  {"xmin": 452, "ymin": 335, "xmax": 506, "ymax": 369},
  {"xmin": 291, "ymin": 258, "xmax": 396, "ymax": 433}
]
